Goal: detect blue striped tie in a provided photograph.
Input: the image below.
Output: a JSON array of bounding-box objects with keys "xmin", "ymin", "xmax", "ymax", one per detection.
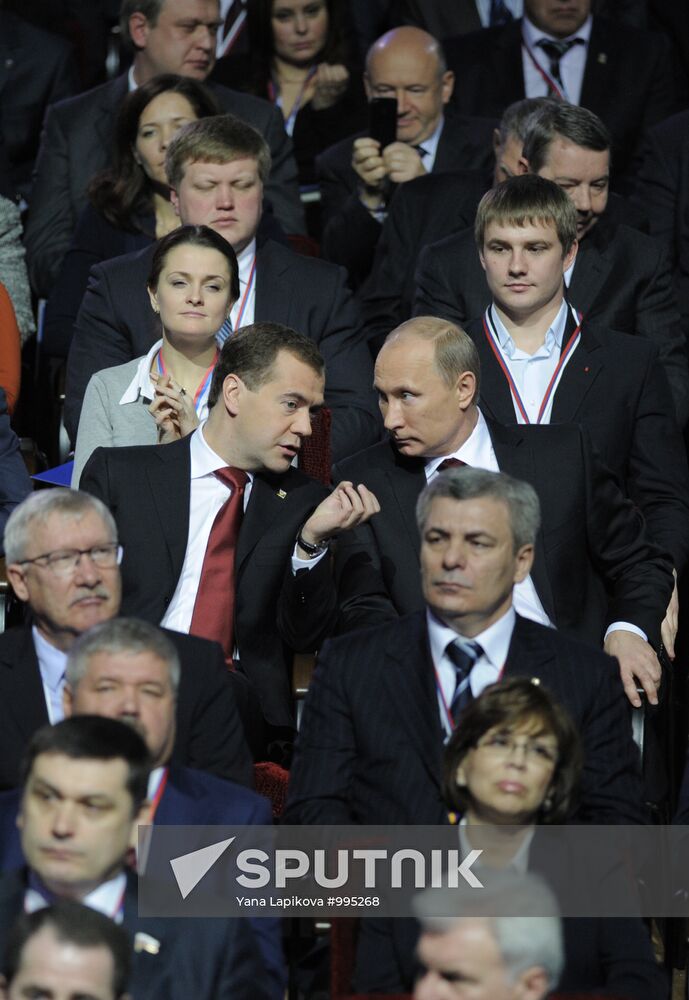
[
  {"xmin": 446, "ymin": 641, "xmax": 483, "ymax": 726},
  {"xmin": 216, "ymin": 316, "xmax": 233, "ymax": 346}
]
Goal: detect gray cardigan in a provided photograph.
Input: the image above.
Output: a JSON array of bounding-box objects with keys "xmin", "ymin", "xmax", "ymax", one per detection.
[{"xmin": 71, "ymin": 356, "xmax": 158, "ymax": 486}]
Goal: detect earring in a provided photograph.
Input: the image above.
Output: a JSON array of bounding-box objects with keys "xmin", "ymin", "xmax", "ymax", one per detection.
[
  {"xmin": 152, "ymin": 304, "xmax": 159, "ymax": 314},
  {"xmin": 542, "ymin": 795, "xmax": 553, "ymax": 811}
]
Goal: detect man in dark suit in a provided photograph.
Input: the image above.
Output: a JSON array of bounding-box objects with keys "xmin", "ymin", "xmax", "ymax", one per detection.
[
  {"xmin": 0, "ymin": 616, "xmax": 282, "ymax": 996},
  {"xmin": 316, "ymin": 25, "xmax": 496, "ymax": 287},
  {"xmin": 442, "ymin": 0, "xmax": 678, "ymax": 186},
  {"xmin": 631, "ymin": 109, "xmax": 689, "ymax": 332},
  {"xmin": 0, "ymin": 902, "xmax": 132, "ymax": 1000},
  {"xmin": 359, "ymin": 96, "xmax": 550, "ymax": 355},
  {"xmin": 286, "ymin": 465, "xmax": 647, "ymax": 826},
  {"xmin": 0, "ymin": 9, "xmax": 78, "ymax": 202},
  {"xmin": 64, "ymin": 114, "xmax": 380, "ymax": 462},
  {"xmin": 465, "ymin": 173, "xmax": 689, "ymax": 657},
  {"xmin": 333, "ymin": 316, "xmax": 673, "ymax": 709},
  {"xmin": 0, "ymin": 716, "xmax": 268, "ymax": 1000},
  {"xmin": 1, "ymin": 488, "xmax": 252, "ymax": 791},
  {"xmin": 24, "ymin": 0, "xmax": 304, "ymax": 298},
  {"xmin": 414, "ymin": 102, "xmax": 689, "ymax": 426},
  {"xmin": 80, "ymin": 323, "xmax": 379, "ymax": 739}
]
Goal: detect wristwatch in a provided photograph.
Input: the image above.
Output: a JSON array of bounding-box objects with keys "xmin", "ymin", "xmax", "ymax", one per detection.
[{"xmin": 296, "ymin": 530, "xmax": 330, "ymax": 558}]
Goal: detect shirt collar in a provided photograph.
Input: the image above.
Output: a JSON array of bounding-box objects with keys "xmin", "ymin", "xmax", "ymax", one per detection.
[
  {"xmin": 32, "ymin": 626, "xmax": 67, "ymax": 691},
  {"xmin": 522, "ymin": 12, "xmax": 592, "ymax": 46},
  {"xmin": 119, "ymin": 338, "xmax": 163, "ymax": 406},
  {"xmin": 415, "ymin": 115, "xmax": 444, "ymax": 164},
  {"xmin": 424, "ymin": 409, "xmax": 494, "ymax": 480},
  {"xmin": 26, "ymin": 870, "xmax": 127, "ymax": 920},
  {"xmin": 488, "ymin": 299, "xmax": 569, "ymax": 358},
  {"xmin": 236, "ymin": 238, "xmax": 257, "ymax": 281},
  {"xmin": 190, "ymin": 421, "xmax": 254, "ymax": 484},
  {"xmin": 426, "ymin": 605, "xmax": 516, "ymax": 674}
]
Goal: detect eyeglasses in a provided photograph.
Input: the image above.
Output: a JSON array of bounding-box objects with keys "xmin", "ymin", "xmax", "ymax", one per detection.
[
  {"xmin": 17, "ymin": 544, "xmax": 123, "ymax": 578},
  {"xmin": 475, "ymin": 732, "xmax": 558, "ymax": 766}
]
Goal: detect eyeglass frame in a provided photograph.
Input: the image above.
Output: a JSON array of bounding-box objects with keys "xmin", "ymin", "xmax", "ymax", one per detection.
[
  {"xmin": 473, "ymin": 730, "xmax": 559, "ymax": 767},
  {"xmin": 14, "ymin": 543, "xmax": 124, "ymax": 577}
]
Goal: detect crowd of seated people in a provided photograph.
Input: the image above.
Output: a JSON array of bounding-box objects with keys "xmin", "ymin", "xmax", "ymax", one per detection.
[{"xmin": 2, "ymin": 0, "xmax": 689, "ymax": 996}]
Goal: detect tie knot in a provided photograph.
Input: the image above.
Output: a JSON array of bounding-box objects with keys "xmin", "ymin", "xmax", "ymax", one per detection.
[
  {"xmin": 446, "ymin": 640, "xmax": 483, "ymax": 680},
  {"xmin": 536, "ymin": 37, "xmax": 583, "ymax": 60},
  {"xmin": 214, "ymin": 467, "xmax": 248, "ymax": 492},
  {"xmin": 437, "ymin": 458, "xmax": 466, "ymax": 473}
]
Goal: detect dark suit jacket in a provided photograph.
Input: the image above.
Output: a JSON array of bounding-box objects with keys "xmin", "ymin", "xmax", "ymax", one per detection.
[
  {"xmin": 360, "ymin": 169, "xmax": 491, "ymax": 354},
  {"xmin": 444, "ymin": 16, "xmax": 679, "ymax": 185},
  {"xmin": 463, "ymin": 312, "xmax": 689, "ymax": 574},
  {"xmin": 333, "ymin": 420, "xmax": 673, "ymax": 649},
  {"xmin": 0, "ymin": 869, "xmax": 269, "ymax": 1000},
  {"xmin": 64, "ymin": 238, "xmax": 379, "ymax": 462},
  {"xmin": 0, "ymin": 625, "xmax": 253, "ymax": 792},
  {"xmin": 80, "ymin": 436, "xmax": 337, "ymax": 729},
  {"xmin": 0, "ymin": 388, "xmax": 32, "ymax": 553},
  {"xmin": 316, "ymin": 111, "xmax": 497, "ymax": 287},
  {"xmin": 397, "ymin": 0, "xmax": 482, "ymax": 37},
  {"xmin": 632, "ymin": 109, "xmax": 689, "ymax": 331},
  {"xmin": 413, "ymin": 221, "xmax": 689, "ymax": 426},
  {"xmin": 24, "ymin": 73, "xmax": 303, "ymax": 298},
  {"xmin": 0, "ymin": 10, "xmax": 78, "ymax": 200},
  {"xmin": 284, "ymin": 611, "xmax": 646, "ymax": 825}
]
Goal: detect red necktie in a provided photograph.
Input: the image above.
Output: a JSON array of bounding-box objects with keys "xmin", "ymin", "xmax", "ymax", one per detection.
[
  {"xmin": 437, "ymin": 458, "xmax": 467, "ymax": 472},
  {"xmin": 189, "ymin": 467, "xmax": 248, "ymax": 663}
]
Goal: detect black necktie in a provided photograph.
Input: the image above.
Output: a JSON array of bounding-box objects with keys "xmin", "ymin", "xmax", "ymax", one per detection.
[
  {"xmin": 490, "ymin": 0, "xmax": 513, "ymax": 26},
  {"xmin": 536, "ymin": 37, "xmax": 584, "ymax": 91},
  {"xmin": 446, "ymin": 640, "xmax": 483, "ymax": 727}
]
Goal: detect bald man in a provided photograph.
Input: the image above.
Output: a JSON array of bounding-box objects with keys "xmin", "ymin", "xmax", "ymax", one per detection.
[{"xmin": 317, "ymin": 25, "xmax": 496, "ymax": 287}]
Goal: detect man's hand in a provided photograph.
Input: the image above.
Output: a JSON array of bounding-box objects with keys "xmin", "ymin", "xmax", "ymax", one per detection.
[
  {"xmin": 300, "ymin": 482, "xmax": 380, "ymax": 549},
  {"xmin": 382, "ymin": 142, "xmax": 427, "ymax": 184},
  {"xmin": 352, "ymin": 137, "xmax": 387, "ymax": 209},
  {"xmin": 660, "ymin": 570, "xmax": 679, "ymax": 660},
  {"xmin": 604, "ymin": 630, "xmax": 662, "ymax": 707},
  {"xmin": 311, "ymin": 62, "xmax": 349, "ymax": 110}
]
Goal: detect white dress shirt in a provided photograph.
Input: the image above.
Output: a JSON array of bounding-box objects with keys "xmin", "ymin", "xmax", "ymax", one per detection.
[
  {"xmin": 424, "ymin": 410, "xmax": 551, "ymax": 628},
  {"xmin": 487, "ymin": 300, "xmax": 574, "ymax": 424},
  {"xmin": 521, "ymin": 13, "xmax": 592, "ymax": 105},
  {"xmin": 118, "ymin": 338, "xmax": 213, "ymax": 420},
  {"xmin": 428, "ymin": 605, "xmax": 517, "ymax": 740},
  {"xmin": 33, "ymin": 627, "xmax": 67, "ymax": 724},
  {"xmin": 26, "ymin": 871, "xmax": 128, "ymax": 923},
  {"xmin": 161, "ymin": 423, "xmax": 323, "ymax": 636},
  {"xmin": 416, "ymin": 115, "xmax": 445, "ymax": 175},
  {"xmin": 229, "ymin": 238, "xmax": 257, "ymax": 332}
]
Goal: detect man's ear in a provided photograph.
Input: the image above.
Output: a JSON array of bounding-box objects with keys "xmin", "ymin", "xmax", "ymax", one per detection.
[
  {"xmin": 563, "ymin": 238, "xmax": 578, "ymax": 273},
  {"xmin": 513, "ymin": 543, "xmax": 535, "ymax": 583},
  {"xmin": 129, "ymin": 799, "xmax": 154, "ymax": 852},
  {"xmin": 457, "ymin": 370, "xmax": 477, "ymax": 410},
  {"xmin": 363, "ymin": 73, "xmax": 372, "ymax": 100},
  {"xmin": 517, "ymin": 155, "xmax": 530, "ymax": 175},
  {"xmin": 515, "ymin": 964, "xmax": 549, "ymax": 999},
  {"xmin": 5, "ymin": 563, "xmax": 29, "ymax": 603},
  {"xmin": 222, "ymin": 373, "xmax": 244, "ymax": 415},
  {"xmin": 62, "ymin": 683, "xmax": 74, "ymax": 718},
  {"xmin": 441, "ymin": 70, "xmax": 455, "ymax": 104},
  {"xmin": 170, "ymin": 187, "xmax": 181, "ymax": 218},
  {"xmin": 128, "ymin": 12, "xmax": 150, "ymax": 50}
]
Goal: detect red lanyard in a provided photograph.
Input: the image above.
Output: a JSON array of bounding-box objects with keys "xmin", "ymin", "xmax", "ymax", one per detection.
[
  {"xmin": 521, "ymin": 35, "xmax": 566, "ymax": 100},
  {"xmin": 148, "ymin": 766, "xmax": 169, "ymax": 823},
  {"xmin": 155, "ymin": 351, "xmax": 218, "ymax": 413},
  {"xmin": 482, "ymin": 305, "xmax": 582, "ymax": 425},
  {"xmin": 231, "ymin": 254, "xmax": 257, "ymax": 332}
]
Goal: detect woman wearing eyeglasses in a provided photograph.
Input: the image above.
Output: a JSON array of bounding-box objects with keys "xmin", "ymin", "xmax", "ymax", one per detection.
[{"xmin": 353, "ymin": 678, "xmax": 668, "ymax": 999}]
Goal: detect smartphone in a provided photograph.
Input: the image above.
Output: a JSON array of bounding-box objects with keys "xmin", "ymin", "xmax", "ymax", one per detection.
[{"xmin": 368, "ymin": 97, "xmax": 398, "ymax": 149}]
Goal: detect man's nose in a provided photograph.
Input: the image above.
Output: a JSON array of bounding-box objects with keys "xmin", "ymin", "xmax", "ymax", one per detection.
[
  {"xmin": 293, "ymin": 408, "xmax": 313, "ymax": 438},
  {"xmin": 73, "ymin": 551, "xmax": 102, "ymax": 584},
  {"xmin": 51, "ymin": 801, "xmax": 76, "ymax": 838},
  {"xmin": 194, "ymin": 24, "xmax": 214, "ymax": 51},
  {"xmin": 507, "ymin": 249, "xmax": 527, "ymax": 274},
  {"xmin": 442, "ymin": 540, "xmax": 467, "ymax": 569},
  {"xmin": 216, "ymin": 184, "xmax": 235, "ymax": 208},
  {"xmin": 382, "ymin": 400, "xmax": 403, "ymax": 429},
  {"xmin": 571, "ymin": 185, "xmax": 591, "ymax": 212}
]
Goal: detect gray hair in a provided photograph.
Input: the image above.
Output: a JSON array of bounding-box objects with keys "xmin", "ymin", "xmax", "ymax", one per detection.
[
  {"xmin": 497, "ymin": 97, "xmax": 557, "ymax": 147},
  {"xmin": 414, "ymin": 871, "xmax": 564, "ymax": 990},
  {"xmin": 4, "ymin": 490, "xmax": 117, "ymax": 565},
  {"xmin": 119, "ymin": 0, "xmax": 164, "ymax": 50},
  {"xmin": 66, "ymin": 618, "xmax": 180, "ymax": 696},
  {"xmin": 416, "ymin": 467, "xmax": 541, "ymax": 552},
  {"xmin": 522, "ymin": 102, "xmax": 611, "ymax": 174}
]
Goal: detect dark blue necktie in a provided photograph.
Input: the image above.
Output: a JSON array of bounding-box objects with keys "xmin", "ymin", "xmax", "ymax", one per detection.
[
  {"xmin": 536, "ymin": 37, "xmax": 584, "ymax": 90},
  {"xmin": 446, "ymin": 640, "xmax": 483, "ymax": 726},
  {"xmin": 490, "ymin": 0, "xmax": 513, "ymax": 26}
]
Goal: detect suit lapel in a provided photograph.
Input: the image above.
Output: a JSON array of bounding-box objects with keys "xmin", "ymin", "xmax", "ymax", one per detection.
[
  {"xmin": 0, "ymin": 628, "xmax": 50, "ymax": 741},
  {"xmin": 384, "ymin": 455, "xmax": 426, "ymax": 560},
  {"xmin": 550, "ymin": 323, "xmax": 603, "ymax": 423},
  {"xmin": 579, "ymin": 18, "xmax": 610, "ymax": 115},
  {"xmin": 144, "ymin": 440, "xmax": 192, "ymax": 584},
  {"xmin": 253, "ymin": 241, "xmax": 292, "ymax": 324},
  {"xmin": 0, "ymin": 15, "xmax": 18, "ymax": 99},
  {"xmin": 487, "ymin": 421, "xmax": 556, "ymax": 623},
  {"xmin": 235, "ymin": 473, "xmax": 296, "ymax": 574},
  {"xmin": 569, "ymin": 237, "xmax": 607, "ymax": 316},
  {"xmin": 95, "ymin": 75, "xmax": 128, "ymax": 153},
  {"xmin": 503, "ymin": 615, "xmax": 557, "ymax": 679},
  {"xmin": 380, "ymin": 614, "xmax": 444, "ymax": 785}
]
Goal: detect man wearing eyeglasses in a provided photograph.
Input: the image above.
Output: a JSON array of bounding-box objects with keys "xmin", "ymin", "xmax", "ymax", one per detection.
[{"xmin": 0, "ymin": 488, "xmax": 254, "ymax": 792}]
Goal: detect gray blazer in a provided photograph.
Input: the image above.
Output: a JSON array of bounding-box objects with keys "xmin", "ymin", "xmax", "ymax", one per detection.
[{"xmin": 72, "ymin": 357, "xmax": 158, "ymax": 486}]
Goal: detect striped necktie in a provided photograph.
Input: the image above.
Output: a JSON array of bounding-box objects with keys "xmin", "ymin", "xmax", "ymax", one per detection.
[{"xmin": 446, "ymin": 640, "xmax": 483, "ymax": 727}]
